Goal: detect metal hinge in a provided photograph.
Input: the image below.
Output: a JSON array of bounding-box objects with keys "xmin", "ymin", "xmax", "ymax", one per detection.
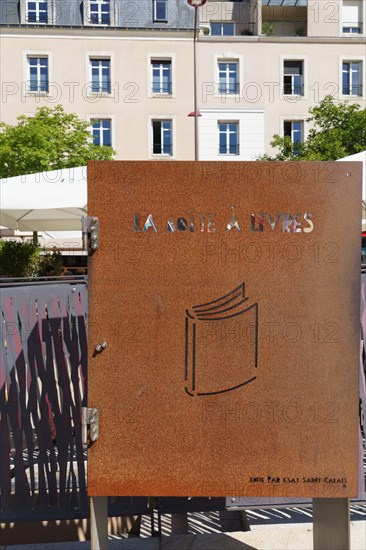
[
  {"xmin": 82, "ymin": 216, "xmax": 99, "ymax": 255},
  {"xmin": 82, "ymin": 407, "xmax": 99, "ymax": 444}
]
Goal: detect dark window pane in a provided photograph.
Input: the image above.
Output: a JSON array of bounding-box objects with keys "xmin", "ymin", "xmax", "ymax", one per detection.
[
  {"xmin": 155, "ymin": 1, "xmax": 167, "ymax": 21},
  {"xmin": 284, "ymin": 60, "xmax": 303, "ymax": 75},
  {"xmin": 284, "ymin": 121, "xmax": 292, "ymax": 136},
  {"xmin": 153, "ymin": 121, "xmax": 162, "ymax": 154}
]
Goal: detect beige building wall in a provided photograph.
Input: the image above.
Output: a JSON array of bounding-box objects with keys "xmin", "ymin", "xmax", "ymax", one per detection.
[
  {"xmin": 197, "ymin": 36, "xmax": 365, "ymax": 155},
  {"xmin": 0, "ymin": 29, "xmax": 196, "ymax": 161},
  {"xmin": 1, "ymin": 20, "xmax": 365, "ymax": 161},
  {"xmin": 307, "ymin": 0, "xmax": 342, "ymax": 37}
]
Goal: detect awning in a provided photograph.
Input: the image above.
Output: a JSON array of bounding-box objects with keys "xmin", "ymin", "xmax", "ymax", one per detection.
[
  {"xmin": 0, "ymin": 166, "xmax": 87, "ymax": 231},
  {"xmin": 262, "ymin": 0, "xmax": 307, "ymax": 6}
]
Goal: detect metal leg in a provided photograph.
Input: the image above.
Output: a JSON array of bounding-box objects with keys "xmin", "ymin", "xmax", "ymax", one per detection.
[
  {"xmin": 171, "ymin": 512, "xmax": 189, "ymax": 534},
  {"xmin": 313, "ymin": 498, "xmax": 350, "ymax": 550},
  {"xmin": 90, "ymin": 496, "xmax": 108, "ymax": 550}
]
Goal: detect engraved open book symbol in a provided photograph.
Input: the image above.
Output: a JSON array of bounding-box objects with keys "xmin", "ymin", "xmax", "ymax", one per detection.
[{"xmin": 184, "ymin": 283, "xmax": 258, "ymax": 397}]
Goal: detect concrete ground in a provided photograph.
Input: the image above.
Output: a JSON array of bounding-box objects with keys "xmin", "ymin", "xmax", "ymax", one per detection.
[{"xmin": 2, "ymin": 520, "xmax": 366, "ymax": 550}]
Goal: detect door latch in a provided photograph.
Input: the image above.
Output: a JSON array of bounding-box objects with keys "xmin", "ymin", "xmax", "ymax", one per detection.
[
  {"xmin": 82, "ymin": 216, "xmax": 99, "ymax": 255},
  {"xmin": 82, "ymin": 407, "xmax": 99, "ymax": 444}
]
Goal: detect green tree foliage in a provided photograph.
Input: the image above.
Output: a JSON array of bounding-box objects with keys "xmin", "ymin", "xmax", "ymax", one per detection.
[
  {"xmin": 0, "ymin": 105, "xmax": 115, "ymax": 178},
  {"xmin": 0, "ymin": 241, "xmax": 42, "ymax": 277},
  {"xmin": 38, "ymin": 250, "xmax": 64, "ymax": 276},
  {"xmin": 0, "ymin": 240, "xmax": 64, "ymax": 277},
  {"xmin": 258, "ymin": 96, "xmax": 366, "ymax": 161}
]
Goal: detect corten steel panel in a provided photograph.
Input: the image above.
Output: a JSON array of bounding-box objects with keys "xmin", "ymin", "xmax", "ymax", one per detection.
[{"xmin": 88, "ymin": 161, "xmax": 361, "ymax": 498}]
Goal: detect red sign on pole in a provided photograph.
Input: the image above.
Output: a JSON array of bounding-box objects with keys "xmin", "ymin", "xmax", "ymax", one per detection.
[{"xmin": 187, "ymin": 0, "xmax": 207, "ymax": 7}]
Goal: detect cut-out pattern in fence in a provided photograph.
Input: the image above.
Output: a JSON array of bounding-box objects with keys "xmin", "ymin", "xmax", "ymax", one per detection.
[{"xmin": 0, "ymin": 280, "xmax": 88, "ymax": 521}]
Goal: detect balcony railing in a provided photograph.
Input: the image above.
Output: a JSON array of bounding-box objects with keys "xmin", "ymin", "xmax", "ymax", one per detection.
[
  {"xmin": 89, "ymin": 14, "xmax": 111, "ymax": 25},
  {"xmin": 26, "ymin": 14, "xmax": 48, "ymax": 23},
  {"xmin": 283, "ymin": 83, "xmax": 304, "ymax": 96},
  {"xmin": 27, "ymin": 80, "xmax": 49, "ymax": 93},
  {"xmin": 219, "ymin": 145, "xmax": 240, "ymax": 156},
  {"xmin": 218, "ymin": 83, "xmax": 240, "ymax": 94},
  {"xmin": 342, "ymin": 22, "xmax": 363, "ymax": 34},
  {"xmin": 201, "ymin": 22, "xmax": 256, "ymax": 36},
  {"xmin": 153, "ymin": 144, "xmax": 173, "ymax": 155},
  {"xmin": 152, "ymin": 82, "xmax": 172, "ymax": 94},
  {"xmin": 90, "ymin": 81, "xmax": 112, "ymax": 94},
  {"xmin": 343, "ymin": 85, "xmax": 363, "ymax": 96}
]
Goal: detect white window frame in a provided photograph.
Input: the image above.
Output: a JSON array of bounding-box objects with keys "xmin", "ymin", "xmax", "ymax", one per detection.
[
  {"xmin": 84, "ymin": 0, "xmax": 115, "ymax": 26},
  {"xmin": 283, "ymin": 120, "xmax": 304, "ymax": 146},
  {"xmin": 280, "ymin": 115, "xmax": 307, "ymax": 142},
  {"xmin": 147, "ymin": 53, "xmax": 176, "ymax": 98},
  {"xmin": 283, "ymin": 61, "xmax": 304, "ymax": 96},
  {"xmin": 214, "ymin": 53, "xmax": 243, "ymax": 97},
  {"xmin": 342, "ymin": 61, "xmax": 362, "ymax": 95},
  {"xmin": 86, "ymin": 52, "xmax": 114, "ymax": 96},
  {"xmin": 148, "ymin": 115, "xmax": 176, "ymax": 159},
  {"xmin": 218, "ymin": 60, "xmax": 239, "ymax": 95},
  {"xmin": 23, "ymin": 51, "xmax": 51, "ymax": 94},
  {"xmin": 153, "ymin": 0, "xmax": 168, "ymax": 22},
  {"xmin": 150, "ymin": 59, "xmax": 172, "ymax": 95},
  {"xmin": 280, "ymin": 55, "xmax": 308, "ymax": 100},
  {"xmin": 21, "ymin": 0, "xmax": 54, "ymax": 24},
  {"xmin": 87, "ymin": 114, "xmax": 115, "ymax": 148},
  {"xmin": 152, "ymin": 120, "xmax": 173, "ymax": 156},
  {"xmin": 218, "ymin": 121, "xmax": 240, "ymax": 156},
  {"xmin": 90, "ymin": 58, "xmax": 111, "ymax": 94},
  {"xmin": 91, "ymin": 119, "xmax": 112, "ymax": 147},
  {"xmin": 339, "ymin": 55, "xmax": 365, "ymax": 98}
]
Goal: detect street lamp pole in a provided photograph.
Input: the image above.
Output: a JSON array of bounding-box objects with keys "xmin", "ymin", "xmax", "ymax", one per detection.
[{"xmin": 187, "ymin": 0, "xmax": 206, "ymax": 161}]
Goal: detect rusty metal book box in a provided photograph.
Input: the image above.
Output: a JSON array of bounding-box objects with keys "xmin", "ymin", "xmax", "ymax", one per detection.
[{"xmin": 87, "ymin": 161, "xmax": 362, "ymax": 498}]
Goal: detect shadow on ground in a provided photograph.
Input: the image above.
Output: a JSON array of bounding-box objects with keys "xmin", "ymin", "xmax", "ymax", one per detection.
[{"xmin": 160, "ymin": 534, "xmax": 257, "ymax": 550}]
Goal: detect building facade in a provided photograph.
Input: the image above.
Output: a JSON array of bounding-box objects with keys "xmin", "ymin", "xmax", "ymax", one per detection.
[
  {"xmin": 0, "ymin": 0, "xmax": 196, "ymax": 160},
  {"xmin": 197, "ymin": 0, "xmax": 365, "ymax": 159},
  {"xmin": 0, "ymin": 0, "xmax": 365, "ymax": 161}
]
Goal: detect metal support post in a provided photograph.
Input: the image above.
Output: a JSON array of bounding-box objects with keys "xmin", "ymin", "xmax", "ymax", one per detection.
[
  {"xmin": 193, "ymin": 6, "xmax": 199, "ymax": 161},
  {"xmin": 91, "ymin": 496, "xmax": 108, "ymax": 550},
  {"xmin": 256, "ymin": 0, "xmax": 262, "ymax": 35},
  {"xmin": 171, "ymin": 513, "xmax": 189, "ymax": 534},
  {"xmin": 313, "ymin": 498, "xmax": 350, "ymax": 550}
]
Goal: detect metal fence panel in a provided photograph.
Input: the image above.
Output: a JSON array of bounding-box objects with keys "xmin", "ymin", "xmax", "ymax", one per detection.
[{"xmin": 0, "ymin": 280, "xmax": 88, "ymax": 521}]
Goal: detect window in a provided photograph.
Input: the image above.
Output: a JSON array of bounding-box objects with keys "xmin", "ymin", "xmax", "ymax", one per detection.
[
  {"xmin": 283, "ymin": 60, "xmax": 304, "ymax": 95},
  {"xmin": 211, "ymin": 22, "xmax": 235, "ymax": 36},
  {"xmin": 152, "ymin": 120, "xmax": 172, "ymax": 155},
  {"xmin": 218, "ymin": 122, "xmax": 239, "ymax": 155},
  {"xmin": 284, "ymin": 120, "xmax": 304, "ymax": 153},
  {"xmin": 92, "ymin": 119, "xmax": 112, "ymax": 146},
  {"xmin": 218, "ymin": 62, "xmax": 239, "ymax": 94},
  {"xmin": 28, "ymin": 57, "xmax": 49, "ymax": 92},
  {"xmin": 90, "ymin": 59, "xmax": 111, "ymax": 93},
  {"xmin": 26, "ymin": 1, "xmax": 48, "ymax": 23},
  {"xmin": 343, "ymin": 62, "xmax": 362, "ymax": 95},
  {"xmin": 154, "ymin": 0, "xmax": 167, "ymax": 22},
  {"xmin": 89, "ymin": 0, "xmax": 110, "ymax": 25},
  {"xmin": 151, "ymin": 60, "xmax": 172, "ymax": 94},
  {"xmin": 343, "ymin": 24, "xmax": 362, "ymax": 33},
  {"xmin": 342, "ymin": 0, "xmax": 362, "ymax": 33}
]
